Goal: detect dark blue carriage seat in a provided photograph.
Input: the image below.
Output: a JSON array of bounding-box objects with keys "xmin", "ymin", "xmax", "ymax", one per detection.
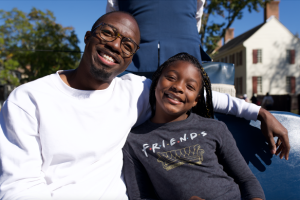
[{"xmin": 215, "ymin": 111, "xmax": 300, "ymax": 200}]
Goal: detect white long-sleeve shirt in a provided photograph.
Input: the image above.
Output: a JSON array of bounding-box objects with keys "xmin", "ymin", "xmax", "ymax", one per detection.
[
  {"xmin": 106, "ymin": 0, "xmax": 205, "ymax": 33},
  {"xmin": 0, "ymin": 71, "xmax": 259, "ymax": 200}
]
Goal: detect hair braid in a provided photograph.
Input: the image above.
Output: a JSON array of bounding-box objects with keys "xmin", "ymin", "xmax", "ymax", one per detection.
[{"xmin": 149, "ymin": 52, "xmax": 214, "ymax": 119}]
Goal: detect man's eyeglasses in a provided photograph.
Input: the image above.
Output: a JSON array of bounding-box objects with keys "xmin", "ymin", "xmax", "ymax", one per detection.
[{"xmin": 92, "ymin": 23, "xmax": 140, "ymax": 58}]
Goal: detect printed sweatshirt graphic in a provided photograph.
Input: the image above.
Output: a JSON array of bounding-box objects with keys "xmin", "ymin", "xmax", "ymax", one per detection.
[{"xmin": 123, "ymin": 113, "xmax": 265, "ymax": 200}]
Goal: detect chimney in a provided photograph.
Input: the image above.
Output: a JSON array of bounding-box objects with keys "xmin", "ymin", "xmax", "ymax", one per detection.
[
  {"xmin": 224, "ymin": 28, "xmax": 234, "ymax": 44},
  {"xmin": 264, "ymin": 1, "xmax": 280, "ymax": 22}
]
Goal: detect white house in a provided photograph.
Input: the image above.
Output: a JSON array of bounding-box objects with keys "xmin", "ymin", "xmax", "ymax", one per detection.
[{"xmin": 213, "ymin": 1, "xmax": 300, "ymax": 100}]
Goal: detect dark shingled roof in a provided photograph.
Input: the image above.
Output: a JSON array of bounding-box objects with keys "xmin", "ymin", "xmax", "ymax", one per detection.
[{"xmin": 218, "ymin": 23, "xmax": 265, "ymax": 53}]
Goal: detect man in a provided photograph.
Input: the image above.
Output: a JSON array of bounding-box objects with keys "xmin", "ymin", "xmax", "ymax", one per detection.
[
  {"xmin": 0, "ymin": 11, "xmax": 289, "ymax": 199},
  {"xmin": 262, "ymin": 92, "xmax": 274, "ymax": 110}
]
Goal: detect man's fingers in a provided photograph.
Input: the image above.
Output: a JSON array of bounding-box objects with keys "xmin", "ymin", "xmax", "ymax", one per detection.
[
  {"xmin": 275, "ymin": 144, "xmax": 283, "ymax": 156},
  {"xmin": 276, "ymin": 138, "xmax": 282, "ymax": 148},
  {"xmin": 267, "ymin": 135, "xmax": 276, "ymax": 155},
  {"xmin": 283, "ymin": 148, "xmax": 289, "ymax": 161},
  {"xmin": 278, "ymin": 132, "xmax": 291, "ymax": 160}
]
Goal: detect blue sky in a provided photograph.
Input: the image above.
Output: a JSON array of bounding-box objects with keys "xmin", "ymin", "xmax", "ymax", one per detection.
[{"xmin": 1, "ymin": 0, "xmax": 299, "ymax": 52}]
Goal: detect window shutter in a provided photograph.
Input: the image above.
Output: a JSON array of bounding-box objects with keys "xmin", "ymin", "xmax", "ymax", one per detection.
[
  {"xmin": 252, "ymin": 77, "xmax": 257, "ymax": 93},
  {"xmin": 239, "ymin": 51, "xmax": 243, "ymax": 66},
  {"xmin": 291, "ymin": 76, "xmax": 296, "ymax": 94},
  {"xmin": 291, "ymin": 50, "xmax": 295, "ymax": 64},
  {"xmin": 253, "ymin": 50, "xmax": 258, "ymax": 64}
]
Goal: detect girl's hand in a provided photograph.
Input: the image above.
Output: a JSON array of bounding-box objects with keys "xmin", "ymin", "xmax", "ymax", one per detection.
[
  {"xmin": 257, "ymin": 108, "xmax": 290, "ymax": 160},
  {"xmin": 188, "ymin": 196, "xmax": 205, "ymax": 200}
]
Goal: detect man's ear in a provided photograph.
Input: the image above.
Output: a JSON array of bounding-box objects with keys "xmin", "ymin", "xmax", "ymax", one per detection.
[
  {"xmin": 84, "ymin": 31, "xmax": 92, "ymax": 44},
  {"xmin": 193, "ymin": 94, "xmax": 201, "ymax": 107}
]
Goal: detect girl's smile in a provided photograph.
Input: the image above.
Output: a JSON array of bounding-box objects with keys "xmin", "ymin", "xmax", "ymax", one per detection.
[{"xmin": 152, "ymin": 61, "xmax": 202, "ymax": 123}]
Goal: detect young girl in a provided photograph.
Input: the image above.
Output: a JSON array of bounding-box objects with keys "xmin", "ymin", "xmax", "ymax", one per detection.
[{"xmin": 122, "ymin": 53, "xmax": 265, "ymax": 200}]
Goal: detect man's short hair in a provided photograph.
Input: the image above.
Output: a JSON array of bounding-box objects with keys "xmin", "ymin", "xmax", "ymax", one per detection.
[
  {"xmin": 91, "ymin": 11, "xmax": 138, "ymax": 32},
  {"xmin": 90, "ymin": 11, "xmax": 140, "ymax": 43}
]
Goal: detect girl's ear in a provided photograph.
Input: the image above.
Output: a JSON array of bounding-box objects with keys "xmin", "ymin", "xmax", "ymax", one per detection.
[{"xmin": 192, "ymin": 94, "xmax": 201, "ymax": 107}]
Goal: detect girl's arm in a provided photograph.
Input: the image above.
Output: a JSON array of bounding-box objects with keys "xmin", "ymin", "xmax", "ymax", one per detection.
[
  {"xmin": 210, "ymin": 91, "xmax": 290, "ymax": 160},
  {"xmin": 217, "ymin": 122, "xmax": 265, "ymax": 200},
  {"xmin": 122, "ymin": 143, "xmax": 158, "ymax": 200}
]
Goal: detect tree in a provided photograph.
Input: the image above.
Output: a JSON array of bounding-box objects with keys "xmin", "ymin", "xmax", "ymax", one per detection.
[
  {"xmin": 200, "ymin": 0, "xmax": 273, "ymax": 55},
  {"xmin": 0, "ymin": 8, "xmax": 81, "ymax": 86},
  {"xmin": 0, "ymin": 56, "xmax": 20, "ymax": 86}
]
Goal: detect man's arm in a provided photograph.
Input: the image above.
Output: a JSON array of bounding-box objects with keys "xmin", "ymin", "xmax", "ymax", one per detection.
[
  {"xmin": 211, "ymin": 91, "xmax": 259, "ymax": 120},
  {"xmin": 211, "ymin": 91, "xmax": 290, "ymax": 160},
  {"xmin": 257, "ymin": 108, "xmax": 290, "ymax": 160},
  {"xmin": 0, "ymin": 101, "xmax": 51, "ymax": 200}
]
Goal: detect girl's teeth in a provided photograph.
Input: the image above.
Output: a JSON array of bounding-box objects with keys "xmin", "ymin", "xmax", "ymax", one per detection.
[{"xmin": 167, "ymin": 94, "xmax": 179, "ymax": 101}]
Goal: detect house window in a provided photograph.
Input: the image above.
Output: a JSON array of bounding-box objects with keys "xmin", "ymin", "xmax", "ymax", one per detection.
[
  {"xmin": 257, "ymin": 77, "xmax": 262, "ymax": 93},
  {"xmin": 253, "ymin": 49, "xmax": 262, "ymax": 64},
  {"xmin": 257, "ymin": 49, "xmax": 262, "ymax": 63},
  {"xmin": 253, "ymin": 76, "xmax": 262, "ymax": 94},
  {"xmin": 224, "ymin": 57, "xmax": 228, "ymax": 63},
  {"xmin": 286, "ymin": 76, "xmax": 295, "ymax": 94},
  {"xmin": 286, "ymin": 50, "xmax": 295, "ymax": 64}
]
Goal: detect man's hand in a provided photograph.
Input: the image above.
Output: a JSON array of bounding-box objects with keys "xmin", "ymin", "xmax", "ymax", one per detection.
[
  {"xmin": 257, "ymin": 108, "xmax": 290, "ymax": 160},
  {"xmin": 188, "ymin": 196, "xmax": 205, "ymax": 200}
]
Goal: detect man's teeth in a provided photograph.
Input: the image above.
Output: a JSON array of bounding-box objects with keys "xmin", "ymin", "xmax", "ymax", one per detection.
[{"xmin": 103, "ymin": 54, "xmax": 115, "ymax": 63}]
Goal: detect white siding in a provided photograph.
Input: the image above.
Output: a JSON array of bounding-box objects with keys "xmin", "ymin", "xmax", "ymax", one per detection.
[{"xmin": 243, "ymin": 18, "xmax": 300, "ymax": 98}]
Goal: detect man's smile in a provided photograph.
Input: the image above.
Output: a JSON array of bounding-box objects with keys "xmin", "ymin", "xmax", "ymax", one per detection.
[{"xmin": 96, "ymin": 49, "xmax": 120, "ymax": 66}]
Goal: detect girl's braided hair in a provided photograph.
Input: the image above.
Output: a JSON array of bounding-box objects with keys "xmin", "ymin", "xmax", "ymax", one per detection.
[{"xmin": 149, "ymin": 52, "xmax": 214, "ymax": 119}]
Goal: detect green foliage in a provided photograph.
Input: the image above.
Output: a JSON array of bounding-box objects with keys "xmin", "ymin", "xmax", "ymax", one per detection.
[
  {"xmin": 0, "ymin": 58, "xmax": 20, "ymax": 86},
  {"xmin": 200, "ymin": 0, "xmax": 273, "ymax": 55},
  {"xmin": 0, "ymin": 8, "xmax": 81, "ymax": 85}
]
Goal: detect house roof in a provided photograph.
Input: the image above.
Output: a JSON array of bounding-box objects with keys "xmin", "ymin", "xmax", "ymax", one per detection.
[{"xmin": 218, "ymin": 23, "xmax": 265, "ymax": 53}]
